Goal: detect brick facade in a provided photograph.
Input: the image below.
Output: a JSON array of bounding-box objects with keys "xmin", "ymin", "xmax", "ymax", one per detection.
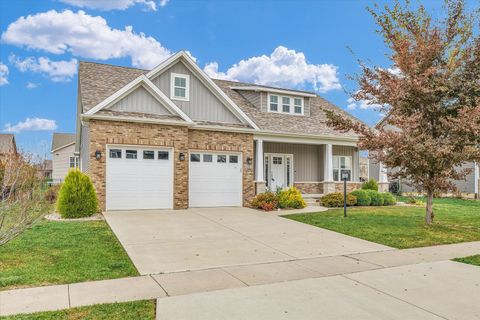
[{"xmin": 88, "ymin": 120, "xmax": 254, "ymax": 211}]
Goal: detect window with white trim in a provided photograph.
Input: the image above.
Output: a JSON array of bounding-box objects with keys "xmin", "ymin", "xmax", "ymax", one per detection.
[
  {"xmin": 268, "ymin": 94, "xmax": 303, "ymax": 115},
  {"xmin": 171, "ymin": 73, "xmax": 190, "ymax": 101},
  {"xmin": 333, "ymin": 155, "xmax": 352, "ymax": 181},
  {"xmin": 69, "ymin": 156, "xmax": 79, "ymax": 168},
  {"xmin": 269, "ymin": 95, "xmax": 278, "ymax": 111}
]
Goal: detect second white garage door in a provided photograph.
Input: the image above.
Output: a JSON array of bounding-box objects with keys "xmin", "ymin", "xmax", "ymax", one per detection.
[
  {"xmin": 189, "ymin": 152, "xmax": 243, "ymax": 207},
  {"xmin": 106, "ymin": 146, "xmax": 173, "ymax": 211}
]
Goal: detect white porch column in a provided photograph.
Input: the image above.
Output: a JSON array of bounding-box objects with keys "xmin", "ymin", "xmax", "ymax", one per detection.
[
  {"xmin": 379, "ymin": 162, "xmax": 388, "ymax": 183},
  {"xmin": 353, "ymin": 149, "xmax": 359, "ymax": 182},
  {"xmin": 255, "ymin": 139, "xmax": 264, "ymax": 182},
  {"xmin": 324, "ymin": 144, "xmax": 333, "ymax": 181}
]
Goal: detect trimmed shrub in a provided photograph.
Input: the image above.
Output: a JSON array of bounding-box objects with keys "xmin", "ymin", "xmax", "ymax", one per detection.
[
  {"xmin": 382, "ymin": 192, "xmax": 397, "ymax": 205},
  {"xmin": 365, "ymin": 190, "xmax": 384, "ymax": 206},
  {"xmin": 361, "ymin": 178, "xmax": 379, "ymax": 191},
  {"xmin": 56, "ymin": 169, "xmax": 98, "ymax": 218},
  {"xmin": 350, "ymin": 189, "xmax": 372, "ymax": 206},
  {"xmin": 251, "ymin": 191, "xmax": 278, "ymax": 211},
  {"xmin": 277, "ymin": 187, "xmax": 306, "ymax": 209},
  {"xmin": 321, "ymin": 192, "xmax": 357, "ymax": 207}
]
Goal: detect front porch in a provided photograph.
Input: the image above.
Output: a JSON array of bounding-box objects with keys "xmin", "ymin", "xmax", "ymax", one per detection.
[{"xmin": 254, "ymin": 138, "xmax": 363, "ymax": 196}]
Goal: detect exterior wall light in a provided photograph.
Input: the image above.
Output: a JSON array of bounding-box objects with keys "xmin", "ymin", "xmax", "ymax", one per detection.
[
  {"xmin": 179, "ymin": 153, "xmax": 186, "ymax": 161},
  {"xmin": 246, "ymin": 157, "xmax": 253, "ymax": 165},
  {"xmin": 95, "ymin": 150, "xmax": 102, "ymax": 160}
]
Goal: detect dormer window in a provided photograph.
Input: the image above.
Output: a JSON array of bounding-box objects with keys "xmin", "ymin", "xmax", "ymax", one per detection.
[
  {"xmin": 171, "ymin": 73, "xmax": 190, "ymax": 101},
  {"xmin": 269, "ymin": 95, "xmax": 278, "ymax": 111},
  {"xmin": 268, "ymin": 94, "xmax": 303, "ymax": 115}
]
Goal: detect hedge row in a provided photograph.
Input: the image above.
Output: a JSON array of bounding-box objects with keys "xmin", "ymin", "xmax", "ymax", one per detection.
[{"xmin": 321, "ymin": 190, "xmax": 396, "ymax": 208}]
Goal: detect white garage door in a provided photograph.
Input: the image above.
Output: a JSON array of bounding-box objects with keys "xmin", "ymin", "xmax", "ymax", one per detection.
[
  {"xmin": 106, "ymin": 146, "xmax": 173, "ymax": 211},
  {"xmin": 189, "ymin": 152, "xmax": 242, "ymax": 207}
]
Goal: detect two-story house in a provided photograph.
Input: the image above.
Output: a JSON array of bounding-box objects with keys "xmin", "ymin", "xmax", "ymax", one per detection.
[{"xmin": 76, "ymin": 51, "xmax": 370, "ymax": 211}]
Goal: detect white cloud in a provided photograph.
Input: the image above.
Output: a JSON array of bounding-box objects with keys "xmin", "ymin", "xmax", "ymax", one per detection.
[
  {"xmin": 346, "ymin": 97, "xmax": 382, "ymax": 111},
  {"xmin": 0, "ymin": 62, "xmax": 9, "ymax": 86},
  {"xmin": 1, "ymin": 10, "xmax": 173, "ymax": 69},
  {"xmin": 159, "ymin": 0, "xmax": 169, "ymax": 7},
  {"xmin": 59, "ymin": 0, "xmax": 157, "ymax": 11},
  {"xmin": 26, "ymin": 82, "xmax": 39, "ymax": 89},
  {"xmin": 4, "ymin": 118, "xmax": 57, "ymax": 133},
  {"xmin": 9, "ymin": 55, "xmax": 78, "ymax": 82},
  {"xmin": 203, "ymin": 46, "xmax": 341, "ymax": 93}
]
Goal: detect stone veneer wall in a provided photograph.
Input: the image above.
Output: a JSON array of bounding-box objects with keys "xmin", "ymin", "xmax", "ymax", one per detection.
[
  {"xmin": 188, "ymin": 129, "xmax": 254, "ymax": 207},
  {"xmin": 294, "ymin": 182, "xmax": 324, "ymax": 194},
  {"xmin": 88, "ymin": 120, "xmax": 254, "ymax": 211},
  {"xmin": 334, "ymin": 182, "xmax": 362, "ymax": 193}
]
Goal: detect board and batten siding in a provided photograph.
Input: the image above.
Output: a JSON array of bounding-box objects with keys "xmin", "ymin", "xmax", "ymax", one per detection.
[
  {"xmin": 80, "ymin": 124, "xmax": 90, "ymax": 174},
  {"xmin": 108, "ymin": 85, "xmax": 172, "ymax": 115},
  {"xmin": 151, "ymin": 61, "xmax": 241, "ymax": 123},
  {"xmin": 264, "ymin": 142, "xmax": 322, "ymax": 181},
  {"xmin": 333, "ymin": 145, "xmax": 359, "ymax": 182},
  {"xmin": 52, "ymin": 144, "xmax": 76, "ymax": 183}
]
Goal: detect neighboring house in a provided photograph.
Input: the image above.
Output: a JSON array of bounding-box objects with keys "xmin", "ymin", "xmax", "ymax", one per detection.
[
  {"xmin": 51, "ymin": 133, "xmax": 78, "ymax": 183},
  {"xmin": 370, "ymin": 116, "xmax": 479, "ymax": 198},
  {"xmin": 0, "ymin": 134, "xmax": 17, "ymax": 162},
  {"xmin": 76, "ymin": 51, "xmax": 365, "ymax": 211},
  {"xmin": 35, "ymin": 160, "xmax": 52, "ymax": 181}
]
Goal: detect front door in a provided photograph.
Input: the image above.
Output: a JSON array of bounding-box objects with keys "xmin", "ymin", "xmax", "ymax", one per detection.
[
  {"xmin": 266, "ymin": 153, "xmax": 293, "ymax": 191},
  {"xmin": 270, "ymin": 155, "xmax": 285, "ymax": 190}
]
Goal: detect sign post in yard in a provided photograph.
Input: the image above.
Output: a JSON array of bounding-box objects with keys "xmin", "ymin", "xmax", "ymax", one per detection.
[{"xmin": 342, "ymin": 173, "xmax": 348, "ymax": 218}]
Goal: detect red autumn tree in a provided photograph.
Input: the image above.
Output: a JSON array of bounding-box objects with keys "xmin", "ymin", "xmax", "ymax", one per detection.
[{"xmin": 326, "ymin": 0, "xmax": 480, "ymax": 224}]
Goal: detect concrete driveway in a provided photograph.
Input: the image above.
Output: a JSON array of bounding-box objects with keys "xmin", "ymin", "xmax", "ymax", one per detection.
[{"xmin": 104, "ymin": 207, "xmax": 390, "ymax": 275}]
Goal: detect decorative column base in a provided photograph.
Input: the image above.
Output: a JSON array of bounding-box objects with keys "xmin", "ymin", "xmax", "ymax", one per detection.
[
  {"xmin": 378, "ymin": 182, "xmax": 389, "ymax": 193},
  {"xmin": 322, "ymin": 181, "xmax": 336, "ymax": 194},
  {"xmin": 255, "ymin": 181, "xmax": 266, "ymax": 195}
]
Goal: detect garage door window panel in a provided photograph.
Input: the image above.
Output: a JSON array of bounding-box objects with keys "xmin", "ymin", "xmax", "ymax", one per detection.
[
  {"xmin": 217, "ymin": 155, "xmax": 227, "ymax": 163},
  {"xmin": 229, "ymin": 155, "xmax": 238, "ymax": 163},
  {"xmin": 158, "ymin": 151, "xmax": 169, "ymax": 160},
  {"xmin": 109, "ymin": 149, "xmax": 122, "ymax": 158},
  {"xmin": 191, "ymin": 154, "xmax": 200, "ymax": 162},
  {"xmin": 143, "ymin": 151, "xmax": 155, "ymax": 159},
  {"xmin": 126, "ymin": 150, "xmax": 137, "ymax": 159},
  {"xmin": 203, "ymin": 154, "xmax": 213, "ymax": 162}
]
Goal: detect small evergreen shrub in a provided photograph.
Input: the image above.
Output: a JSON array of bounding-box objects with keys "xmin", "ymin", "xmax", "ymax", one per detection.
[
  {"xmin": 361, "ymin": 178, "xmax": 379, "ymax": 191},
  {"xmin": 365, "ymin": 190, "xmax": 384, "ymax": 206},
  {"xmin": 277, "ymin": 187, "xmax": 306, "ymax": 209},
  {"xmin": 56, "ymin": 169, "xmax": 98, "ymax": 218},
  {"xmin": 321, "ymin": 192, "xmax": 357, "ymax": 207},
  {"xmin": 251, "ymin": 191, "xmax": 278, "ymax": 211},
  {"xmin": 382, "ymin": 192, "xmax": 397, "ymax": 205},
  {"xmin": 350, "ymin": 189, "xmax": 372, "ymax": 206}
]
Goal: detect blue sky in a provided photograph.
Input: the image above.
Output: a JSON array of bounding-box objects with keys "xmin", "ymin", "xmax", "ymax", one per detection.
[{"xmin": 0, "ymin": 0, "xmax": 469, "ymax": 157}]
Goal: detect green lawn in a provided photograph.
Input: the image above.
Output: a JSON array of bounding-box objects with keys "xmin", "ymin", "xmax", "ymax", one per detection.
[
  {"xmin": 0, "ymin": 220, "xmax": 139, "ymax": 290},
  {"xmin": 454, "ymin": 255, "xmax": 480, "ymax": 267},
  {"xmin": 1, "ymin": 300, "xmax": 155, "ymax": 320},
  {"xmin": 284, "ymin": 197, "xmax": 480, "ymax": 249}
]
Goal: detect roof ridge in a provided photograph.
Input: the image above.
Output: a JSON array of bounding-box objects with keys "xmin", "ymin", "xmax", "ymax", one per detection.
[{"xmin": 79, "ymin": 60, "xmax": 149, "ymax": 72}]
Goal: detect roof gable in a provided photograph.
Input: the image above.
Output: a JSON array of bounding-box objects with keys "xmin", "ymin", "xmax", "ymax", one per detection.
[
  {"xmin": 0, "ymin": 134, "xmax": 16, "ymax": 154},
  {"xmin": 107, "ymin": 84, "xmax": 175, "ymax": 116},
  {"xmin": 150, "ymin": 60, "xmax": 242, "ymax": 124},
  {"xmin": 84, "ymin": 74, "xmax": 193, "ymax": 123}
]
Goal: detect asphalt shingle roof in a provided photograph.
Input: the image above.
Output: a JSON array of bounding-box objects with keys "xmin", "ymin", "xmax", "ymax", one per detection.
[
  {"xmin": 78, "ymin": 61, "xmax": 359, "ymax": 138},
  {"xmin": 51, "ymin": 133, "xmax": 76, "ymax": 151}
]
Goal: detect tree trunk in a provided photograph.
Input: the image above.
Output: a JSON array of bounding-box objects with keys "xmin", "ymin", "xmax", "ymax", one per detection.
[{"xmin": 425, "ymin": 191, "xmax": 434, "ymax": 225}]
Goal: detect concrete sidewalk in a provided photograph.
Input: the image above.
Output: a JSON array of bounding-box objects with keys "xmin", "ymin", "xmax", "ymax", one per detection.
[
  {"xmin": 156, "ymin": 260, "xmax": 480, "ymax": 319},
  {"xmin": 1, "ymin": 241, "xmax": 479, "ymax": 317}
]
